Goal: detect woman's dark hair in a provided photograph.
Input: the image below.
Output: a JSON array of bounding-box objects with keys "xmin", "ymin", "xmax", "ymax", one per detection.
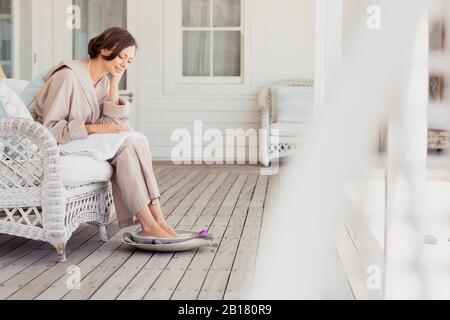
[{"xmin": 88, "ymin": 27, "xmax": 138, "ymax": 61}]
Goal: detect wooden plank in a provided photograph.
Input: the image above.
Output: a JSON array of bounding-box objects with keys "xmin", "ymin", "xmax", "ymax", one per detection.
[
  {"xmin": 88, "ymin": 250, "xmax": 155, "ymax": 300},
  {"xmin": 342, "ymin": 193, "xmax": 384, "ymax": 300},
  {"xmin": 335, "ymin": 225, "xmax": 381, "ymax": 300},
  {"xmin": 169, "ymin": 172, "xmax": 221, "ymax": 217},
  {"xmin": 236, "ymin": 175, "xmax": 259, "ymax": 208},
  {"xmin": 221, "ymin": 174, "xmax": 250, "ymax": 208},
  {"xmin": 154, "ymin": 166, "xmax": 171, "ymax": 177},
  {"xmin": 224, "ymin": 208, "xmax": 263, "ymax": 300},
  {"xmin": 116, "ymin": 171, "xmax": 230, "ymax": 300},
  {"xmin": 35, "ymin": 223, "xmax": 138, "ymax": 300},
  {"xmin": 117, "ymin": 171, "xmax": 235, "ymax": 300},
  {"xmin": 8, "ymin": 222, "xmax": 120, "ymax": 300},
  {"xmin": 0, "ymin": 239, "xmax": 49, "ymax": 271},
  {"xmin": 0, "ymin": 167, "xmax": 176, "ymax": 298},
  {"xmin": 0, "ymin": 247, "xmax": 52, "ymax": 286},
  {"xmin": 0, "ymin": 224, "xmax": 93, "ymax": 288},
  {"xmin": 171, "ymin": 177, "xmax": 247, "ymax": 300},
  {"xmin": 165, "ymin": 172, "xmax": 213, "ymax": 216},
  {"xmin": 160, "ymin": 170, "xmax": 201, "ymax": 214},
  {"xmin": 57, "ymin": 169, "xmax": 213, "ymax": 300},
  {"xmin": 1, "ymin": 164, "xmax": 184, "ymax": 299},
  {"xmin": 88, "ymin": 172, "xmax": 224, "ymax": 300},
  {"xmin": 38, "ymin": 168, "xmax": 198, "ymax": 299},
  {"xmin": 3, "ymin": 166, "xmax": 275, "ymax": 300},
  {"xmin": 197, "ymin": 175, "xmax": 259, "ymax": 300},
  {"xmin": 158, "ymin": 168, "xmax": 187, "ymax": 194},
  {"xmin": 197, "ymin": 212, "xmax": 247, "ymax": 300},
  {"xmin": 0, "ymin": 237, "xmax": 30, "ymax": 259},
  {"xmin": 169, "ymin": 213, "xmax": 233, "ymax": 300},
  {"xmin": 249, "ymin": 176, "xmax": 269, "ymax": 209},
  {"xmin": 161, "ymin": 170, "xmax": 201, "ymax": 202},
  {"xmin": 224, "ymin": 176, "xmax": 269, "ymax": 299},
  {"xmin": 0, "ymin": 234, "xmax": 14, "ymax": 246},
  {"xmin": 166, "ymin": 175, "xmax": 225, "ymax": 229},
  {"xmin": 0, "ymin": 166, "xmax": 169, "ymax": 266},
  {"xmin": 144, "ymin": 173, "xmax": 238, "ymax": 300},
  {"xmin": 116, "ymin": 253, "xmax": 172, "ymax": 300},
  {"xmin": 161, "ymin": 171, "xmax": 211, "ymax": 221},
  {"xmin": 0, "ymin": 225, "xmax": 89, "ymax": 272}
]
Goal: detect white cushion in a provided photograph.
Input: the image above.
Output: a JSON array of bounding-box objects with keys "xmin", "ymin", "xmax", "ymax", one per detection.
[
  {"xmin": 271, "ymin": 86, "xmax": 314, "ymax": 123},
  {"xmin": 61, "ymin": 156, "xmax": 113, "ymax": 187},
  {"xmin": 0, "ymin": 79, "xmax": 30, "ymax": 96},
  {"xmin": 270, "ymin": 123, "xmax": 312, "ymax": 137}
]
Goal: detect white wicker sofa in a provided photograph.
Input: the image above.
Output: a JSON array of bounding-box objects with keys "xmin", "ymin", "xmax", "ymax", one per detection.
[
  {"xmin": 259, "ymin": 79, "xmax": 314, "ymax": 167},
  {"xmin": 0, "ymin": 80, "xmax": 115, "ymax": 263}
]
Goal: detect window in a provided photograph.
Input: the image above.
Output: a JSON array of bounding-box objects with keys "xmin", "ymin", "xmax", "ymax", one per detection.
[
  {"xmin": 0, "ymin": 0, "xmax": 13, "ymax": 78},
  {"xmin": 72, "ymin": 0, "xmax": 127, "ymax": 89},
  {"xmin": 181, "ymin": 0, "xmax": 242, "ymax": 82}
]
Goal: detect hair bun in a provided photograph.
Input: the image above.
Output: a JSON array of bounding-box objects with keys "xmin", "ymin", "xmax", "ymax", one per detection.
[
  {"xmin": 87, "ymin": 27, "xmax": 137, "ymax": 61},
  {"xmin": 88, "ymin": 36, "xmax": 101, "ymax": 60}
]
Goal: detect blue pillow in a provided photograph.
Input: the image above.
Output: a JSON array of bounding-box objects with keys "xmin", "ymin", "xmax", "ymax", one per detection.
[
  {"xmin": 19, "ymin": 71, "xmax": 48, "ymax": 107},
  {"xmin": 272, "ymin": 86, "xmax": 315, "ymax": 123},
  {"xmin": 0, "ymin": 103, "xmax": 6, "ymax": 118}
]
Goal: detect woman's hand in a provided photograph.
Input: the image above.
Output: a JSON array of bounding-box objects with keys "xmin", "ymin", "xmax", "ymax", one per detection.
[
  {"xmin": 109, "ymin": 70, "xmax": 125, "ymax": 105},
  {"xmin": 86, "ymin": 124, "xmax": 128, "ymax": 134},
  {"xmin": 110, "ymin": 69, "xmax": 125, "ymax": 88}
]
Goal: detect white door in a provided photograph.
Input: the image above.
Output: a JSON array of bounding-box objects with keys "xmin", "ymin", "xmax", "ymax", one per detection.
[{"xmin": 71, "ymin": 0, "xmax": 140, "ymax": 130}]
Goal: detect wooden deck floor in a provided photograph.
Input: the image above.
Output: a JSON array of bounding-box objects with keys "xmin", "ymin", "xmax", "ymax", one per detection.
[{"xmin": 0, "ymin": 165, "xmax": 274, "ymax": 300}]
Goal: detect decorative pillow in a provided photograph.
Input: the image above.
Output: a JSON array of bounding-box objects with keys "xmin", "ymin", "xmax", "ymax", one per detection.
[
  {"xmin": 271, "ymin": 86, "xmax": 314, "ymax": 123},
  {"xmin": 19, "ymin": 72, "xmax": 47, "ymax": 107},
  {"xmin": 0, "ymin": 79, "xmax": 30, "ymax": 96},
  {"xmin": 0, "ymin": 83, "xmax": 34, "ymax": 161},
  {"xmin": 0, "ymin": 82, "xmax": 33, "ymax": 120}
]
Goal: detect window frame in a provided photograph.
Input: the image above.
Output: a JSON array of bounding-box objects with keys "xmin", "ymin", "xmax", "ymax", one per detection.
[
  {"xmin": 164, "ymin": 0, "xmax": 253, "ymax": 95},
  {"xmin": 181, "ymin": 0, "xmax": 243, "ymax": 83}
]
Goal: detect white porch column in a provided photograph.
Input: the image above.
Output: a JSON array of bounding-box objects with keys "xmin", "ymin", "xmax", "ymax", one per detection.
[
  {"xmin": 314, "ymin": 0, "xmax": 343, "ymax": 113},
  {"xmin": 384, "ymin": 2, "xmax": 429, "ymax": 300}
]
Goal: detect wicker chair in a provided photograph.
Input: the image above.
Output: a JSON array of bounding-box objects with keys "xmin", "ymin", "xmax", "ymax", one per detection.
[
  {"xmin": 259, "ymin": 79, "xmax": 314, "ymax": 167},
  {"xmin": 0, "ymin": 118, "xmax": 115, "ymax": 262}
]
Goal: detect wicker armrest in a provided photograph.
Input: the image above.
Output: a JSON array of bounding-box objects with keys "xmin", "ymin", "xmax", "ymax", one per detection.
[{"xmin": 0, "ymin": 118, "xmax": 67, "ymax": 246}]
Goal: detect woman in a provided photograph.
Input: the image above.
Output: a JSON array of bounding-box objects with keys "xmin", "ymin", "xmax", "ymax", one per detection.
[{"xmin": 30, "ymin": 27, "xmax": 178, "ymax": 239}]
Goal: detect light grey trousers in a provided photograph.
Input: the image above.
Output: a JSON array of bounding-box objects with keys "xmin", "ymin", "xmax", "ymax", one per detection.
[{"xmin": 109, "ymin": 137, "xmax": 161, "ymax": 228}]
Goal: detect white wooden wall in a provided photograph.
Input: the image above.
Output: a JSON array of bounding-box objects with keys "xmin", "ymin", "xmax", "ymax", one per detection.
[
  {"xmin": 23, "ymin": 0, "xmax": 315, "ymax": 161},
  {"xmin": 138, "ymin": 0, "xmax": 315, "ymax": 160}
]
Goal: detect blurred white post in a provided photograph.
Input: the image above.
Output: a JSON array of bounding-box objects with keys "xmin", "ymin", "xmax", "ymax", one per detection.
[
  {"xmin": 314, "ymin": 0, "xmax": 343, "ymax": 113},
  {"xmin": 383, "ymin": 3, "xmax": 429, "ymax": 299}
]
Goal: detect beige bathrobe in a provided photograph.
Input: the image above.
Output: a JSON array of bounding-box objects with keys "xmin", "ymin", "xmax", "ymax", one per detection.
[{"xmin": 30, "ymin": 60, "xmax": 160, "ymax": 228}]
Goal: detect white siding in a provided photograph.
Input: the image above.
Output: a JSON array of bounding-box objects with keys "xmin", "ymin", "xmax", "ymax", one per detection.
[
  {"xmin": 30, "ymin": 0, "xmax": 55, "ymax": 77},
  {"xmin": 24, "ymin": 0, "xmax": 315, "ymax": 162},
  {"xmin": 138, "ymin": 0, "xmax": 315, "ymax": 160}
]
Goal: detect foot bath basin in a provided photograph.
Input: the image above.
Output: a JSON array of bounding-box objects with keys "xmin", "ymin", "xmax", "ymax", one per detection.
[{"xmin": 122, "ymin": 230, "xmax": 213, "ymax": 252}]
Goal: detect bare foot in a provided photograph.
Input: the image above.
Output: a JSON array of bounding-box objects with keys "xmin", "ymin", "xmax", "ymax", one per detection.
[
  {"xmin": 158, "ymin": 221, "xmax": 179, "ymax": 238},
  {"xmin": 140, "ymin": 224, "xmax": 175, "ymax": 239}
]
